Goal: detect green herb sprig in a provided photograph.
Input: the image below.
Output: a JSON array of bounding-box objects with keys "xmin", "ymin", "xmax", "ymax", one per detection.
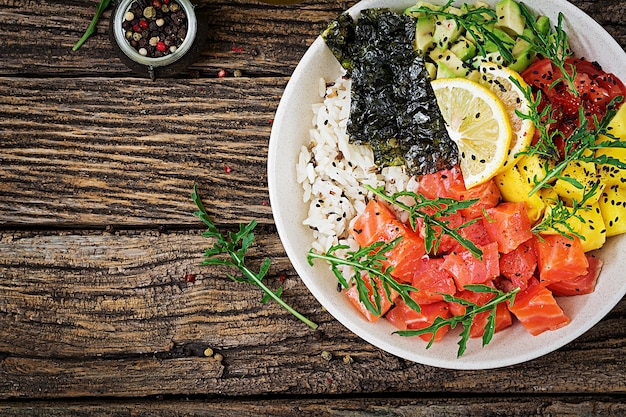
[
  {"xmin": 366, "ymin": 185, "xmax": 483, "ymax": 259},
  {"xmin": 512, "ymin": 77, "xmax": 626, "ymax": 190},
  {"xmin": 518, "ymin": 3, "xmax": 577, "ymax": 95},
  {"xmin": 530, "ymin": 179, "xmax": 600, "ymax": 240},
  {"xmin": 192, "ymin": 185, "xmax": 318, "ymax": 330},
  {"xmin": 405, "ymin": 0, "xmax": 514, "ymax": 62},
  {"xmin": 307, "ymin": 238, "xmax": 421, "ymax": 316},
  {"xmin": 396, "ymin": 284, "xmax": 520, "ymax": 357},
  {"xmin": 73, "ymin": 0, "xmax": 111, "ymax": 51}
]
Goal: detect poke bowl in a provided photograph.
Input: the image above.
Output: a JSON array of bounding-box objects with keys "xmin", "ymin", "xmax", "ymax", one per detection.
[{"xmin": 267, "ymin": 0, "xmax": 626, "ymax": 369}]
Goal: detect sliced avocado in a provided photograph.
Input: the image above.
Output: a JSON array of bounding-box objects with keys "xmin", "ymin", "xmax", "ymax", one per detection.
[
  {"xmin": 414, "ymin": 15, "xmax": 436, "ymax": 55},
  {"xmin": 403, "ymin": 1, "xmax": 439, "ymax": 17},
  {"xmin": 494, "ymin": 0, "xmax": 525, "ymax": 37},
  {"xmin": 425, "ymin": 62, "xmax": 437, "ymax": 80},
  {"xmin": 470, "ymin": 51, "xmax": 505, "ymax": 69},
  {"xmin": 535, "ymin": 15, "xmax": 551, "ymax": 37},
  {"xmin": 433, "ymin": 17, "xmax": 464, "ymax": 50},
  {"xmin": 484, "ymin": 27, "xmax": 516, "ymax": 53},
  {"xmin": 436, "ymin": 61, "xmax": 458, "ymax": 79},
  {"xmin": 466, "ymin": 69, "xmax": 481, "ymax": 82},
  {"xmin": 466, "ymin": 22, "xmax": 495, "ymax": 45},
  {"xmin": 450, "ymin": 35, "xmax": 477, "ymax": 61},
  {"xmin": 443, "ymin": 5, "xmax": 463, "ymax": 16},
  {"xmin": 508, "ymin": 45, "xmax": 535, "ymax": 73},
  {"xmin": 511, "ymin": 28, "xmax": 534, "ymax": 56},
  {"xmin": 430, "ymin": 48, "xmax": 471, "ymax": 77}
]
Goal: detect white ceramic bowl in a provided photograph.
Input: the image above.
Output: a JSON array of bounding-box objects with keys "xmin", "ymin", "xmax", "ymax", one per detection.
[{"xmin": 268, "ymin": 0, "xmax": 626, "ymax": 369}]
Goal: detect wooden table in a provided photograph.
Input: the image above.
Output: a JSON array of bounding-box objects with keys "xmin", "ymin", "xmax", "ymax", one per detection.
[{"xmin": 1, "ymin": 0, "xmax": 624, "ymax": 414}]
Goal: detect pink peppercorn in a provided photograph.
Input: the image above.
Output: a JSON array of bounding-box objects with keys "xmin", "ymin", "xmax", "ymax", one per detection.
[
  {"xmin": 156, "ymin": 41, "xmax": 167, "ymax": 52},
  {"xmin": 139, "ymin": 19, "xmax": 149, "ymax": 30}
]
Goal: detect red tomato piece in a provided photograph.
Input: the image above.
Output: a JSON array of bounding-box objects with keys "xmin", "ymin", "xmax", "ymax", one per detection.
[
  {"xmin": 535, "ymin": 235, "xmax": 589, "ymax": 286},
  {"xmin": 410, "ymin": 257, "xmax": 457, "ymax": 305},
  {"xmin": 483, "ymin": 202, "xmax": 534, "ymax": 254},
  {"xmin": 442, "ymin": 242, "xmax": 500, "ymax": 291},
  {"xmin": 521, "ymin": 57, "xmax": 626, "ymax": 159},
  {"xmin": 498, "ymin": 240, "xmax": 537, "ymax": 291},
  {"xmin": 345, "ymin": 273, "xmax": 398, "ymax": 323},
  {"xmin": 386, "ymin": 300, "xmax": 451, "ymax": 342},
  {"xmin": 508, "ymin": 278, "xmax": 570, "ymax": 336},
  {"xmin": 548, "ymin": 255, "xmax": 603, "ymax": 296}
]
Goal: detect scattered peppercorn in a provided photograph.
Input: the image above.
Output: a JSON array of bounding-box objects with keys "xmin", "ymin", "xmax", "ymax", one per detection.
[
  {"xmin": 342, "ymin": 354, "xmax": 354, "ymax": 364},
  {"xmin": 203, "ymin": 347, "xmax": 214, "ymax": 357},
  {"xmin": 121, "ymin": 0, "xmax": 187, "ymax": 58},
  {"xmin": 321, "ymin": 350, "xmax": 332, "ymax": 361}
]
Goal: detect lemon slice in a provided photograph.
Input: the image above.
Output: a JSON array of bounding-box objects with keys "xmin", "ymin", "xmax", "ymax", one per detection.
[
  {"xmin": 431, "ymin": 78, "xmax": 512, "ymax": 189},
  {"xmin": 478, "ymin": 63, "xmax": 535, "ymax": 171}
]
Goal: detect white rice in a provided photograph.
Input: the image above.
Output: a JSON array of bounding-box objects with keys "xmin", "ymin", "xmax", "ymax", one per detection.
[{"xmin": 296, "ymin": 75, "xmax": 418, "ymax": 256}]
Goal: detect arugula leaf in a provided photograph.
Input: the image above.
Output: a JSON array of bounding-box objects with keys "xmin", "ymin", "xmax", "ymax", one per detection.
[
  {"xmin": 395, "ymin": 284, "xmax": 520, "ymax": 357},
  {"xmin": 307, "ymin": 238, "xmax": 421, "ymax": 316},
  {"xmin": 192, "ymin": 185, "xmax": 318, "ymax": 330},
  {"xmin": 366, "ymin": 185, "xmax": 483, "ymax": 260}
]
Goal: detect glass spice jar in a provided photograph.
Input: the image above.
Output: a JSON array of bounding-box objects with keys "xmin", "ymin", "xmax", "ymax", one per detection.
[{"xmin": 109, "ymin": 0, "xmax": 207, "ymax": 79}]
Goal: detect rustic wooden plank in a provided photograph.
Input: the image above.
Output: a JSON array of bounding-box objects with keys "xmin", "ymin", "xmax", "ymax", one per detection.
[
  {"xmin": 0, "ymin": 0, "xmax": 623, "ymax": 78},
  {"xmin": 0, "ymin": 76, "xmax": 280, "ymax": 225},
  {"xmin": 0, "ymin": 396, "xmax": 625, "ymax": 416},
  {"xmin": 0, "ymin": 0, "xmax": 345, "ymax": 77},
  {"xmin": 0, "ymin": 230, "xmax": 624, "ymax": 399}
]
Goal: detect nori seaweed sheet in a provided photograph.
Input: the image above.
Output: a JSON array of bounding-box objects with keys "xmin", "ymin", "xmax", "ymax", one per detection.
[{"xmin": 322, "ymin": 9, "xmax": 458, "ymax": 175}]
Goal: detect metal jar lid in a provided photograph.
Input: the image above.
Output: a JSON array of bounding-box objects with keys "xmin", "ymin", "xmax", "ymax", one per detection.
[{"xmin": 110, "ymin": 0, "xmax": 206, "ymax": 79}]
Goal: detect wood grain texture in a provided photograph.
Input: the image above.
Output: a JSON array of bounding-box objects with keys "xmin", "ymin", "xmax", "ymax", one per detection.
[
  {"xmin": 0, "ymin": 396, "xmax": 625, "ymax": 416},
  {"xmin": 1, "ymin": 0, "xmax": 625, "ymax": 409},
  {"xmin": 0, "ymin": 77, "xmax": 279, "ymax": 225},
  {"xmin": 0, "ymin": 230, "xmax": 624, "ymax": 399}
]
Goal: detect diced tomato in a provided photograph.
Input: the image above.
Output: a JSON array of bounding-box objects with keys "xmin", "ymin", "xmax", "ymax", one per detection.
[
  {"xmin": 345, "ymin": 273, "xmax": 398, "ymax": 323},
  {"xmin": 535, "ymin": 234, "xmax": 589, "ymax": 285},
  {"xmin": 447, "ymin": 282, "xmax": 512, "ymax": 338},
  {"xmin": 521, "ymin": 58, "xmax": 554, "ymax": 91},
  {"xmin": 508, "ymin": 278, "xmax": 570, "ymax": 336},
  {"xmin": 548, "ymin": 255, "xmax": 603, "ymax": 296},
  {"xmin": 351, "ymin": 199, "xmax": 425, "ymax": 283},
  {"xmin": 410, "ymin": 257, "xmax": 457, "ymax": 305},
  {"xmin": 521, "ymin": 57, "xmax": 626, "ymax": 159},
  {"xmin": 499, "ymin": 240, "xmax": 537, "ymax": 291},
  {"xmin": 386, "ymin": 300, "xmax": 451, "ymax": 342},
  {"xmin": 483, "ymin": 202, "xmax": 534, "ymax": 254},
  {"xmin": 442, "ymin": 242, "xmax": 500, "ymax": 291}
]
